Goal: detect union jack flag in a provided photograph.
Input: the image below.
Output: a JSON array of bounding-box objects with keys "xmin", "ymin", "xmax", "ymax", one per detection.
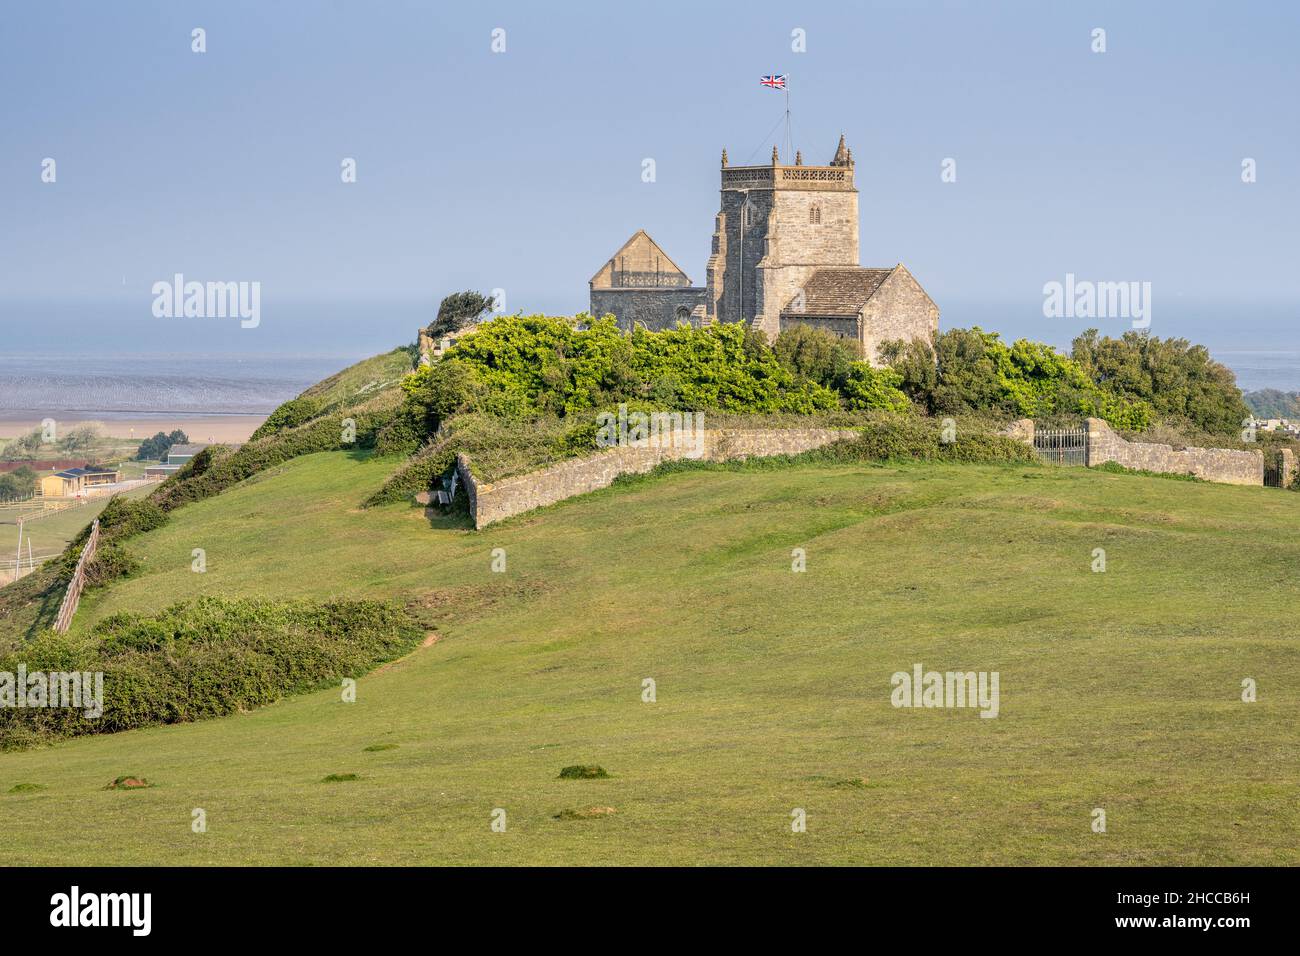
[{"xmin": 760, "ymin": 74, "xmax": 787, "ymax": 89}]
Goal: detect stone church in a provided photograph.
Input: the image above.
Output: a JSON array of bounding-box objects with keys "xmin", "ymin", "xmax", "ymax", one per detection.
[{"xmin": 589, "ymin": 135, "xmax": 938, "ymax": 364}]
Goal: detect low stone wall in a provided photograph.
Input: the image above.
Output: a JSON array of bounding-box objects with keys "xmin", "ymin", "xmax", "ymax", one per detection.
[
  {"xmin": 1085, "ymin": 418, "xmax": 1263, "ymax": 485},
  {"xmin": 459, "ymin": 428, "xmax": 856, "ymax": 528}
]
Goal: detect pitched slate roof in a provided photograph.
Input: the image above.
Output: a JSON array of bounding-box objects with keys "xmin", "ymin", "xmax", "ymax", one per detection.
[{"xmin": 782, "ymin": 267, "xmax": 894, "ymax": 317}]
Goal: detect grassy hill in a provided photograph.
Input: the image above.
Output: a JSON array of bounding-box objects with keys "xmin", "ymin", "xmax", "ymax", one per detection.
[{"xmin": 2, "ymin": 444, "xmax": 1297, "ymax": 864}]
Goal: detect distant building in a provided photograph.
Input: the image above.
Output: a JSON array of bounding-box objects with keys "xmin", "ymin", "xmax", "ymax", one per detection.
[
  {"xmin": 165, "ymin": 443, "xmax": 206, "ymax": 463},
  {"xmin": 144, "ymin": 442, "xmax": 208, "ymax": 479},
  {"xmin": 39, "ymin": 466, "xmax": 120, "ymax": 498},
  {"xmin": 589, "ymin": 135, "xmax": 939, "ymax": 364}
]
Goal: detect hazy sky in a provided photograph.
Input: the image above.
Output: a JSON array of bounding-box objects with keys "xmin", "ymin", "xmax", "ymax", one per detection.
[{"xmin": 2, "ymin": 0, "xmax": 1297, "ymax": 356}]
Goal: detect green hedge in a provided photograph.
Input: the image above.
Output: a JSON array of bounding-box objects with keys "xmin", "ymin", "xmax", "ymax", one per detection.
[
  {"xmin": 0, "ymin": 597, "xmax": 424, "ymax": 750},
  {"xmin": 152, "ymin": 397, "xmax": 401, "ymax": 513},
  {"xmin": 247, "ymin": 396, "xmax": 324, "ymax": 442},
  {"xmin": 816, "ymin": 417, "xmax": 1039, "ymax": 464}
]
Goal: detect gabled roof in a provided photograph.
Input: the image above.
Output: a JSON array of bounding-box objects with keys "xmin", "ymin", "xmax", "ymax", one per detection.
[
  {"xmin": 589, "ymin": 229, "xmax": 692, "ymax": 286},
  {"xmin": 782, "ymin": 267, "xmax": 895, "ymax": 317}
]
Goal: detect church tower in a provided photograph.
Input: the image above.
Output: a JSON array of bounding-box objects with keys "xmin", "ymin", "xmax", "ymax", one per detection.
[
  {"xmin": 589, "ymin": 129, "xmax": 937, "ymax": 364},
  {"xmin": 704, "ymin": 134, "xmax": 860, "ymax": 335}
]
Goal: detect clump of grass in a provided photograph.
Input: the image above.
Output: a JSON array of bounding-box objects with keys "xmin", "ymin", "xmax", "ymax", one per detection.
[
  {"xmin": 322, "ymin": 773, "xmax": 362, "ymax": 783},
  {"xmin": 363, "ymin": 743, "xmax": 398, "ymax": 752},
  {"xmin": 554, "ymin": 806, "xmax": 616, "ymax": 820},
  {"xmin": 104, "ymin": 776, "xmax": 151, "ymax": 790},
  {"xmin": 7, "ymin": 782, "xmax": 45, "ymax": 794},
  {"xmin": 828, "ymin": 777, "xmax": 874, "ymax": 790},
  {"xmin": 558, "ymin": 765, "xmax": 609, "ymax": 780},
  {"xmin": 1092, "ymin": 461, "xmax": 1205, "ymax": 481}
]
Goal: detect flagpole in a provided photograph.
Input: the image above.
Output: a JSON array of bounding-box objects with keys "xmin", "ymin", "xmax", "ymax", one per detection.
[{"xmin": 785, "ymin": 76, "xmax": 791, "ymax": 159}]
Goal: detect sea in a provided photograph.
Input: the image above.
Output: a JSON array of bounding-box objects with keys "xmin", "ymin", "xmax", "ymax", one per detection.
[
  {"xmin": 0, "ymin": 352, "xmax": 355, "ymax": 418},
  {"xmin": 0, "ymin": 298, "xmax": 1296, "ymax": 418}
]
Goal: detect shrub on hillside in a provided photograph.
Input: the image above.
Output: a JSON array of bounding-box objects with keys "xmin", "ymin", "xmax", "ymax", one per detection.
[
  {"xmin": 830, "ymin": 418, "xmax": 1037, "ymax": 464},
  {"xmin": 772, "ymin": 325, "xmax": 861, "ymax": 388},
  {"xmin": 0, "ymin": 597, "xmax": 424, "ymax": 750},
  {"xmin": 249, "ymin": 397, "xmax": 324, "ymax": 442},
  {"xmin": 1070, "ymin": 329, "xmax": 1250, "ymax": 435},
  {"xmin": 372, "ymin": 410, "xmax": 426, "ymax": 458},
  {"xmin": 838, "ymin": 362, "xmax": 911, "ymax": 412},
  {"xmin": 56, "ymin": 497, "xmax": 168, "ymax": 579},
  {"xmin": 427, "ymin": 290, "xmax": 496, "ymax": 338},
  {"xmin": 364, "ymin": 411, "xmax": 594, "ymax": 506},
  {"xmin": 402, "ymin": 315, "xmax": 840, "ymax": 426},
  {"xmin": 880, "ymin": 328, "xmax": 1152, "ymax": 430}
]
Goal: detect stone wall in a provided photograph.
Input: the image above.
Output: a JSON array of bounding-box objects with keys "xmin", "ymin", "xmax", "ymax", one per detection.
[
  {"xmin": 770, "ymin": 188, "xmax": 859, "ymax": 271},
  {"xmin": 1085, "ymin": 418, "xmax": 1263, "ymax": 485},
  {"xmin": 590, "ymin": 287, "xmax": 707, "ymax": 331},
  {"xmin": 858, "ymin": 265, "xmax": 940, "ymax": 366},
  {"xmin": 777, "ymin": 313, "xmax": 860, "ymax": 341},
  {"xmin": 460, "ymin": 427, "xmax": 856, "ymax": 528}
]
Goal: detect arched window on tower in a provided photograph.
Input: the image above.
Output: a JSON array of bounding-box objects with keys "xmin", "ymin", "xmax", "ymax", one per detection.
[{"xmin": 809, "ymin": 205, "xmax": 822, "ymax": 224}]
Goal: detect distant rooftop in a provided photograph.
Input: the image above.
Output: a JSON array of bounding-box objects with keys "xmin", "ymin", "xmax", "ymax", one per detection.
[{"xmin": 167, "ymin": 443, "xmax": 207, "ymax": 457}]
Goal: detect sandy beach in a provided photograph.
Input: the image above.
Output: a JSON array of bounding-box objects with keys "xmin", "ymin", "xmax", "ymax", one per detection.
[{"xmin": 0, "ymin": 413, "xmax": 267, "ymax": 444}]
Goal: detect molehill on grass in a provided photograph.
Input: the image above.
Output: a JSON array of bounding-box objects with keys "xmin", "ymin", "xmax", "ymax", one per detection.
[
  {"xmin": 554, "ymin": 806, "xmax": 616, "ymax": 820},
  {"xmin": 104, "ymin": 776, "xmax": 151, "ymax": 790},
  {"xmin": 558, "ymin": 765, "xmax": 609, "ymax": 779}
]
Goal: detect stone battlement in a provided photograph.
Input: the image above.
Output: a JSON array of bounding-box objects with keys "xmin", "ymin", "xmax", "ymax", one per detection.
[{"xmin": 721, "ymin": 164, "xmax": 855, "ymax": 191}]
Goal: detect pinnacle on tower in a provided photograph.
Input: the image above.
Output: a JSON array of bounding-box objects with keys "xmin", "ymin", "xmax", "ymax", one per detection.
[
  {"xmin": 795, "ymin": 150, "xmax": 803, "ymax": 166},
  {"xmin": 772, "ymin": 145, "xmax": 780, "ymax": 165},
  {"xmin": 830, "ymin": 133, "xmax": 850, "ymax": 167},
  {"xmin": 721, "ymin": 148, "xmax": 728, "ymax": 167}
]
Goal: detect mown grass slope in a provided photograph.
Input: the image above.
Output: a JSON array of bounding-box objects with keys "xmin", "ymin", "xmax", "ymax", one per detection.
[{"xmin": 1, "ymin": 450, "xmax": 1297, "ymax": 864}]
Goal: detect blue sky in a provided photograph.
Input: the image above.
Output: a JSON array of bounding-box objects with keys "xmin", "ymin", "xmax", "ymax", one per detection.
[{"xmin": 2, "ymin": 0, "xmax": 1298, "ymax": 358}]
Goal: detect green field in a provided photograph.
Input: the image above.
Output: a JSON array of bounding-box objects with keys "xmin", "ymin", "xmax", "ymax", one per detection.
[
  {"xmin": 1, "ymin": 450, "xmax": 1297, "ymax": 864},
  {"xmin": 0, "ymin": 486, "xmax": 153, "ymax": 573}
]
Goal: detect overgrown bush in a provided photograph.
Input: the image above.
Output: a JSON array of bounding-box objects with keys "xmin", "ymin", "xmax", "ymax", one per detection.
[
  {"xmin": 772, "ymin": 325, "xmax": 861, "ymax": 387},
  {"xmin": 1071, "ymin": 329, "xmax": 1250, "ymax": 435},
  {"xmin": 0, "ymin": 597, "xmax": 423, "ymax": 750},
  {"xmin": 881, "ymin": 328, "xmax": 1152, "ymax": 430},
  {"xmin": 248, "ymin": 397, "xmax": 324, "ymax": 442},
  {"xmin": 813, "ymin": 417, "xmax": 1039, "ymax": 464},
  {"xmin": 401, "ymin": 315, "xmax": 840, "ymax": 427},
  {"xmin": 364, "ymin": 411, "xmax": 592, "ymax": 506}
]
